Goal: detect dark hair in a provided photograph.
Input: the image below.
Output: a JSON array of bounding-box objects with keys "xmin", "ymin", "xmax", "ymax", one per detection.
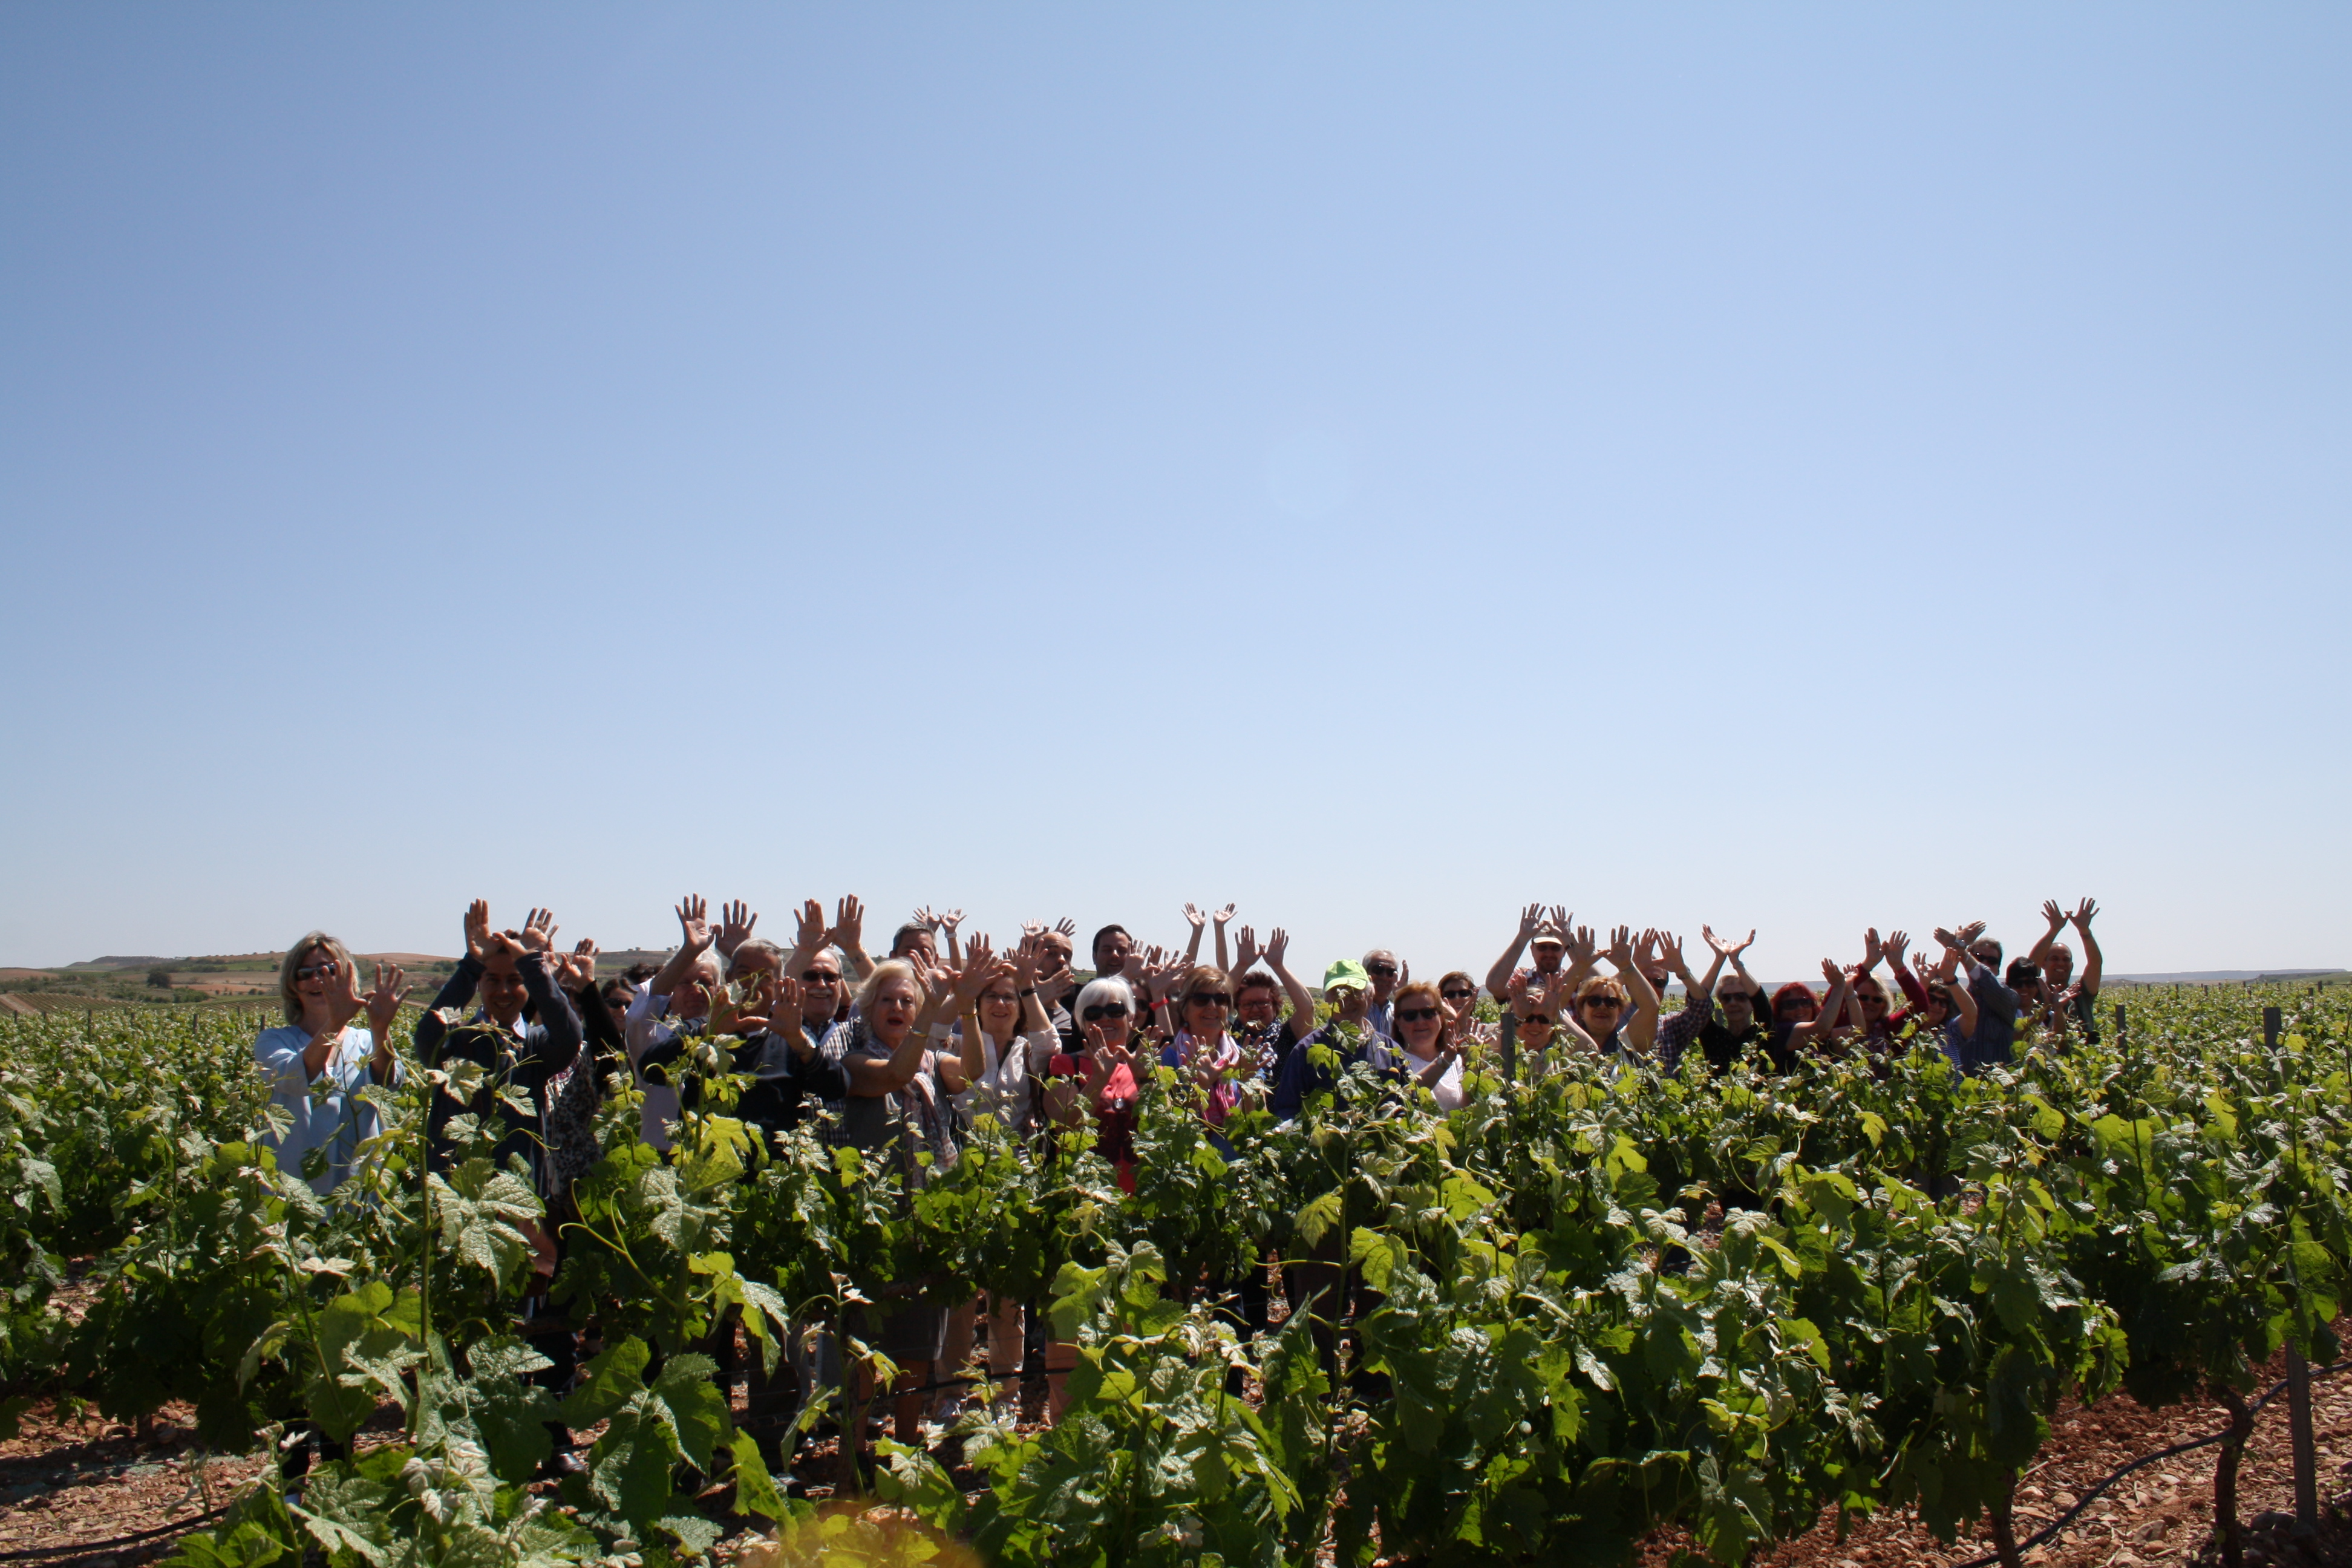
[
  {"xmin": 1090, "ymin": 924, "xmax": 1131, "ymax": 958},
  {"xmin": 598, "ymin": 979, "xmax": 633, "ymax": 1005},
  {"xmin": 1237, "ymin": 972, "xmax": 1279, "ymax": 997},
  {"xmin": 1973, "ymin": 937, "xmax": 2005, "ymax": 967},
  {"xmin": 890, "ymin": 923, "xmax": 934, "ymax": 955},
  {"xmin": 622, "ymin": 962, "xmax": 658, "ymax": 984},
  {"xmin": 2005, "ymin": 959, "xmax": 2042, "ymax": 988}
]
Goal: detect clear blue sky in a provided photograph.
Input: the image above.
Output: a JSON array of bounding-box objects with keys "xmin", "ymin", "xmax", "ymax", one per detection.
[{"xmin": 3, "ymin": 5, "xmax": 2346, "ymax": 978}]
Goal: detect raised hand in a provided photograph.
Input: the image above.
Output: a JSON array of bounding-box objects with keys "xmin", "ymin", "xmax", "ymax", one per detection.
[
  {"xmin": 2040, "ymin": 899, "xmax": 2067, "ymax": 934},
  {"xmin": 1266, "ymin": 927, "xmax": 1290, "ymax": 970},
  {"xmin": 829, "ymin": 895, "xmax": 865, "ymax": 952},
  {"xmin": 1054, "ymin": 916, "xmax": 1076, "ymax": 938},
  {"xmin": 938, "ymin": 909, "xmax": 964, "ymax": 938},
  {"xmin": 1883, "ymin": 930, "xmax": 1909, "ymax": 970},
  {"xmin": 1862, "ymin": 928, "xmax": 1884, "ymax": 969},
  {"xmin": 1820, "ymin": 957, "xmax": 1843, "ymax": 987},
  {"xmin": 1656, "ymin": 929, "xmax": 1688, "ymax": 974},
  {"xmin": 2071, "ymin": 897, "xmax": 2099, "ymax": 931},
  {"xmin": 1956, "ymin": 920, "xmax": 1987, "ymax": 947},
  {"xmin": 910, "ymin": 905, "xmax": 939, "ymax": 931},
  {"xmin": 363, "ymin": 962, "xmax": 410, "ymax": 1037},
  {"xmin": 1517, "ymin": 903, "xmax": 1543, "ymax": 939},
  {"xmin": 463, "ymin": 900, "xmax": 492, "ymax": 964},
  {"xmin": 558, "ymin": 938, "xmax": 599, "ymax": 990},
  {"xmin": 1605, "ymin": 926, "xmax": 1635, "ymax": 969},
  {"xmin": 521, "ymin": 908, "xmax": 558, "ymax": 953},
  {"xmin": 1506, "ymin": 969, "xmax": 1532, "ymax": 1013},
  {"xmin": 1181, "ymin": 903, "xmax": 1207, "ymax": 934},
  {"xmin": 676, "ymin": 895, "xmax": 713, "ymax": 955},
  {"xmin": 1212, "ymin": 903, "xmax": 1235, "ymax": 930},
  {"xmin": 1021, "ymin": 918, "xmax": 1044, "ymax": 939},
  {"xmin": 962, "ymin": 930, "xmax": 995, "ymax": 973},
  {"xmin": 484, "ymin": 927, "xmax": 529, "ymax": 964},
  {"xmin": 1233, "ymin": 925, "xmax": 1263, "ymax": 973},
  {"xmin": 327, "ymin": 957, "xmax": 366, "ymax": 1031},
  {"xmin": 1932, "ymin": 926, "xmax": 1966, "ymax": 952},
  {"xmin": 717, "ymin": 900, "xmax": 759, "ymax": 958},
  {"xmin": 794, "ymin": 899, "xmax": 828, "ymax": 954},
  {"xmin": 1567, "ymin": 925, "xmax": 1599, "ymax": 967},
  {"xmin": 1633, "ymin": 929, "xmax": 1659, "ymax": 972},
  {"xmin": 1010, "ymin": 934, "xmax": 1042, "ymax": 988},
  {"xmin": 1120, "ymin": 947, "xmax": 1148, "ymax": 985},
  {"xmin": 1400, "ymin": 959, "xmax": 1411, "ymax": 986}
]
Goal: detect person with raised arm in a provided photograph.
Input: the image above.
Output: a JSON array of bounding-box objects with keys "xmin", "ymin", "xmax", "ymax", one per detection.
[
  {"xmin": 414, "ymin": 903, "xmax": 586, "ymax": 1182},
  {"xmin": 1559, "ymin": 926, "xmax": 1660, "ymax": 1059},
  {"xmin": 1647, "ymin": 929, "xmax": 1726, "ymax": 1071},
  {"xmin": 1230, "ymin": 925, "xmax": 1319, "ymax": 1083},
  {"xmin": 955, "ymin": 933, "xmax": 1055, "ymax": 1138},
  {"xmin": 625, "ymin": 896, "xmax": 725, "ymax": 1151},
  {"xmin": 1497, "ymin": 967, "xmax": 1572, "ymax": 1079},
  {"xmin": 1890, "ymin": 946, "xmax": 1978, "ymax": 1064},
  {"xmin": 2027, "ymin": 898, "xmax": 2105, "ymax": 1044},
  {"xmin": 255, "ymin": 933, "xmax": 408, "ymax": 1197},
  {"xmin": 1933, "ymin": 920, "xmax": 2022, "ymax": 1072},
  {"xmin": 1484, "ymin": 903, "xmax": 1571, "ymax": 1006},
  {"xmin": 1019, "ymin": 916, "xmax": 1081, "ymax": 1043},
  {"xmin": 1694, "ymin": 939, "xmax": 1769, "ymax": 1075},
  {"xmin": 1158, "ymin": 964, "xmax": 1248, "ymax": 1137},
  {"xmin": 1767, "ymin": 959, "xmax": 1855, "ymax": 1069}
]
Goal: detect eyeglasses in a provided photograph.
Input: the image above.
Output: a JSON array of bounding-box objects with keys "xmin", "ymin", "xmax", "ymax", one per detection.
[
  {"xmin": 1396, "ymin": 1005, "xmax": 1441, "ymax": 1023},
  {"xmin": 1581, "ymin": 997, "xmax": 1624, "ymax": 1010},
  {"xmin": 1520, "ymin": 1013, "xmax": 1555, "ymax": 1030},
  {"xmin": 295, "ymin": 963, "xmax": 336, "ymax": 981},
  {"xmin": 1720, "ymin": 990, "xmax": 1755, "ymax": 1005},
  {"xmin": 1441, "ymin": 988, "xmax": 1474, "ymax": 1002},
  {"xmin": 802, "ymin": 971, "xmax": 841, "ymax": 985},
  {"xmin": 1364, "ymin": 962, "xmax": 1398, "ymax": 977},
  {"xmin": 1081, "ymin": 1003, "xmax": 1129, "ymax": 1022},
  {"xmin": 1185, "ymin": 992, "xmax": 1232, "ymax": 1009},
  {"xmin": 980, "ymin": 991, "xmax": 1020, "ymax": 1007}
]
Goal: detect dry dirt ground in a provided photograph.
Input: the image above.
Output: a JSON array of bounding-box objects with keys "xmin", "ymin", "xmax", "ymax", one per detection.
[{"xmin": 10, "ymin": 1350, "xmax": 2352, "ymax": 1568}]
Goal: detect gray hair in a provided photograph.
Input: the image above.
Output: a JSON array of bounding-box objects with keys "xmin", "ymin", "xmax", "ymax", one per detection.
[{"xmin": 727, "ymin": 938, "xmax": 786, "ymax": 980}]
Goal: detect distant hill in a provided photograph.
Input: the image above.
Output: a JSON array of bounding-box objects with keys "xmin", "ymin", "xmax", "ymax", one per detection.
[{"xmin": 2112, "ymin": 969, "xmax": 2347, "ymax": 985}]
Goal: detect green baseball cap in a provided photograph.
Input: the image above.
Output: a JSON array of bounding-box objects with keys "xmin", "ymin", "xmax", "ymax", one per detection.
[{"xmin": 1322, "ymin": 959, "xmax": 1370, "ymax": 995}]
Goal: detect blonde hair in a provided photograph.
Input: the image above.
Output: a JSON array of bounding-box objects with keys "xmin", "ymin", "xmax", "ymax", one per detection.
[
  {"xmin": 278, "ymin": 931, "xmax": 355, "ymax": 1024},
  {"xmin": 855, "ymin": 958, "xmax": 927, "ymax": 1019},
  {"xmin": 1575, "ymin": 975, "xmax": 1628, "ymax": 1007}
]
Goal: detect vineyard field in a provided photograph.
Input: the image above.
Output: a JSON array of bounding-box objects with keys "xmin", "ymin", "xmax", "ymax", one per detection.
[{"xmin": 1, "ymin": 985, "xmax": 2348, "ymax": 1568}]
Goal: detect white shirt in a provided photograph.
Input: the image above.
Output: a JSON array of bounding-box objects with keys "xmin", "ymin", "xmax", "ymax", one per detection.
[
  {"xmin": 624, "ymin": 984, "xmax": 683, "ymax": 1151},
  {"xmin": 953, "ymin": 1027, "xmax": 1050, "ymax": 1135}
]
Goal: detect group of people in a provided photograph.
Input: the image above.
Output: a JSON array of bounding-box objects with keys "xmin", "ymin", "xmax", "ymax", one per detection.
[{"xmin": 252, "ymin": 891, "xmax": 2104, "ymax": 1478}]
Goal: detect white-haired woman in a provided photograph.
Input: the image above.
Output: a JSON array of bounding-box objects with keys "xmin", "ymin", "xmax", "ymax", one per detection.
[
  {"xmin": 254, "ymin": 932, "xmax": 408, "ymax": 1196},
  {"xmin": 818, "ymin": 953, "xmax": 978, "ymax": 1478}
]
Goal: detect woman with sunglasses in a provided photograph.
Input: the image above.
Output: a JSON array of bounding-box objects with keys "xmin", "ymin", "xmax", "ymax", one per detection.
[
  {"xmin": 1045, "ymin": 975, "xmax": 1144, "ymax": 1191},
  {"xmin": 1391, "ymin": 980, "xmax": 1470, "ymax": 1110},
  {"xmin": 1765, "ymin": 959, "xmax": 1855, "ymax": 1071},
  {"xmin": 1229, "ymin": 926, "xmax": 1320, "ymax": 1083},
  {"xmin": 1436, "ymin": 972, "xmax": 1490, "ymax": 1048},
  {"xmin": 256, "ymin": 932, "xmax": 409, "ymax": 1197},
  {"xmin": 1557, "ymin": 927, "xmax": 1662, "ymax": 1060},
  {"xmin": 1159, "ymin": 965, "xmax": 1248, "ymax": 1135}
]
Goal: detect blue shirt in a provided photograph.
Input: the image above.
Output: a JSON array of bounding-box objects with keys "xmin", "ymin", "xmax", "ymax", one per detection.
[{"xmin": 254, "ymin": 1025, "xmax": 400, "ymax": 1196}]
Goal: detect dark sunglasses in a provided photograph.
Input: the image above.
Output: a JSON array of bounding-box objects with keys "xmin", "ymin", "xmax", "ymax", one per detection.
[
  {"xmin": 1082, "ymin": 1003, "xmax": 1129, "ymax": 1022},
  {"xmin": 1581, "ymin": 996, "xmax": 1624, "ymax": 1010},
  {"xmin": 1441, "ymin": 988, "xmax": 1475, "ymax": 1002},
  {"xmin": 1396, "ymin": 1005, "xmax": 1442, "ymax": 1023},
  {"xmin": 1521, "ymin": 1013, "xmax": 1556, "ymax": 1029},
  {"xmin": 801, "ymin": 971, "xmax": 841, "ymax": 985},
  {"xmin": 1185, "ymin": 992, "xmax": 1232, "ymax": 1009},
  {"xmin": 1364, "ymin": 962, "xmax": 1399, "ymax": 977},
  {"xmin": 295, "ymin": 962, "xmax": 336, "ymax": 981}
]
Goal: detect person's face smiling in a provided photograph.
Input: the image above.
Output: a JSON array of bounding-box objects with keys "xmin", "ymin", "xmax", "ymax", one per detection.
[{"xmin": 1364, "ymin": 953, "xmax": 1399, "ymax": 1002}]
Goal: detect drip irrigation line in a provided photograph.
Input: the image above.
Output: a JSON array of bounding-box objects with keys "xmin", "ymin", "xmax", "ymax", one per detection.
[{"xmin": 1947, "ymin": 1359, "xmax": 2352, "ymax": 1568}]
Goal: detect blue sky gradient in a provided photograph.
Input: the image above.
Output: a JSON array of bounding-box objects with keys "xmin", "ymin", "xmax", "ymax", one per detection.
[{"xmin": 3, "ymin": 5, "xmax": 2346, "ymax": 976}]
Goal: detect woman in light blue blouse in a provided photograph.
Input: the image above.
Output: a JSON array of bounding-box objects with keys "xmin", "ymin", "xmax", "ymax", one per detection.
[{"xmin": 252, "ymin": 932, "xmax": 408, "ymax": 1196}]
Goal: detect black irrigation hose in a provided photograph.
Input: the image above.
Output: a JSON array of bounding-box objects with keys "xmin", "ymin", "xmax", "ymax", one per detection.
[
  {"xmin": 0, "ymin": 1504, "xmax": 228, "ymax": 1563},
  {"xmin": 1947, "ymin": 1359, "xmax": 2352, "ymax": 1568}
]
